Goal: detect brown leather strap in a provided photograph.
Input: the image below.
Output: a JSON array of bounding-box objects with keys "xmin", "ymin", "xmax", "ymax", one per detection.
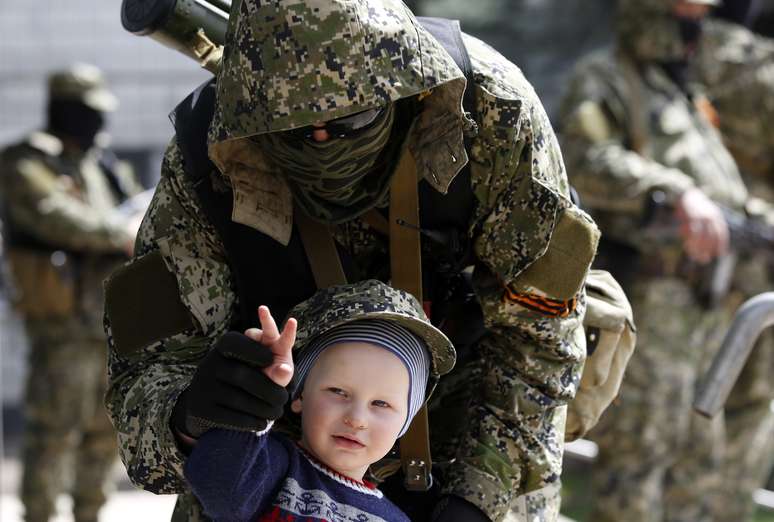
[
  {"xmin": 390, "ymin": 150, "xmax": 433, "ymax": 491},
  {"xmin": 618, "ymin": 50, "xmax": 648, "ymax": 155},
  {"xmin": 295, "ymin": 208, "xmax": 347, "ymax": 288},
  {"xmin": 362, "ymin": 209, "xmax": 390, "ymax": 237}
]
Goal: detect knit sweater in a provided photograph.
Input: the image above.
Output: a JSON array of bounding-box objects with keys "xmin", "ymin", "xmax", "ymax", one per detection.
[{"xmin": 184, "ymin": 428, "xmax": 410, "ymax": 522}]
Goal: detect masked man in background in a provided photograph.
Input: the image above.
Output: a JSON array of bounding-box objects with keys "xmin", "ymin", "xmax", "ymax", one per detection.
[
  {"xmin": 559, "ymin": 0, "xmax": 770, "ymax": 520},
  {"xmin": 0, "ymin": 64, "xmax": 143, "ymax": 522}
]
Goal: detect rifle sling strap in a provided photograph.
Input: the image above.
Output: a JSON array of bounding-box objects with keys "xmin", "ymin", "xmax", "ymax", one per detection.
[
  {"xmin": 295, "ymin": 208, "xmax": 347, "ymax": 289},
  {"xmin": 298, "ymin": 149, "xmax": 433, "ymax": 491},
  {"xmin": 389, "ymin": 151, "xmax": 433, "ymax": 492}
]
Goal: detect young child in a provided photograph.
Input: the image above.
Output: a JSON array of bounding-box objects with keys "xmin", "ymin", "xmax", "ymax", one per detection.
[{"xmin": 184, "ymin": 280, "xmax": 455, "ymax": 521}]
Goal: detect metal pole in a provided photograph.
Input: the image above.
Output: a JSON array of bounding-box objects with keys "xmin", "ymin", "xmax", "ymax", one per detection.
[{"xmin": 694, "ymin": 292, "xmax": 774, "ymax": 417}]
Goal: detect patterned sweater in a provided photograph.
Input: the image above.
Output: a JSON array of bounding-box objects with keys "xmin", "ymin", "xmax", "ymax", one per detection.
[{"xmin": 184, "ymin": 429, "xmax": 409, "ymax": 522}]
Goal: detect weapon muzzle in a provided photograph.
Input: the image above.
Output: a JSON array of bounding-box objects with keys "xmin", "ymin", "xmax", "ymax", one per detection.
[
  {"xmin": 121, "ymin": 0, "xmax": 230, "ymax": 72},
  {"xmin": 694, "ymin": 292, "xmax": 774, "ymax": 417}
]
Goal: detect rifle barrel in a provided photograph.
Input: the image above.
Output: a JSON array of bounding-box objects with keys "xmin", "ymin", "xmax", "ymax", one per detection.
[{"xmin": 694, "ymin": 292, "xmax": 774, "ymax": 417}]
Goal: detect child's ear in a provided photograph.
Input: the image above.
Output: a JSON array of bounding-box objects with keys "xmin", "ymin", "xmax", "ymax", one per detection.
[{"xmin": 291, "ymin": 396, "xmax": 303, "ymax": 414}]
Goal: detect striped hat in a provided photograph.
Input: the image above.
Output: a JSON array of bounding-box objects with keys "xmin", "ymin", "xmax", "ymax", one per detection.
[{"xmin": 294, "ymin": 319, "xmax": 430, "ymax": 437}]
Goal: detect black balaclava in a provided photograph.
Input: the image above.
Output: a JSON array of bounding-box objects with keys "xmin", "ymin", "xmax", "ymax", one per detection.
[
  {"xmin": 659, "ymin": 15, "xmax": 706, "ymax": 91},
  {"xmin": 47, "ymin": 99, "xmax": 105, "ymax": 152}
]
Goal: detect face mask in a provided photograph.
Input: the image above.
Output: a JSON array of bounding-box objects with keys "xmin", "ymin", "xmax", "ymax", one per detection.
[
  {"xmin": 47, "ymin": 100, "xmax": 105, "ymax": 151},
  {"xmin": 257, "ymin": 102, "xmax": 414, "ymax": 223},
  {"xmin": 677, "ymin": 16, "xmax": 704, "ymax": 50}
]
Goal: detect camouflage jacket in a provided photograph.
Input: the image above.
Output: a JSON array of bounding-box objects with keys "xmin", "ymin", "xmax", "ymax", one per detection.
[
  {"xmin": 559, "ymin": 46, "xmax": 749, "ymax": 248},
  {"xmin": 0, "ymin": 130, "xmax": 139, "ymax": 332},
  {"xmin": 697, "ymin": 19, "xmax": 774, "ymax": 184},
  {"xmin": 106, "ymin": 1, "xmax": 598, "ymax": 519}
]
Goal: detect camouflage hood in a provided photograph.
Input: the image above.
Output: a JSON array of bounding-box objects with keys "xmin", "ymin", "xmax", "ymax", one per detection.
[
  {"xmin": 207, "ymin": 0, "xmax": 468, "ymax": 198},
  {"xmin": 616, "ymin": 0, "xmax": 719, "ymax": 62},
  {"xmin": 286, "ymin": 280, "xmax": 456, "ymax": 378}
]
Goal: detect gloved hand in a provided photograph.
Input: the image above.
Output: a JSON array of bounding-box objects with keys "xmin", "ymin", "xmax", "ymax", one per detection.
[
  {"xmin": 431, "ymin": 495, "xmax": 490, "ymax": 522},
  {"xmin": 172, "ymin": 320, "xmax": 292, "ymax": 439}
]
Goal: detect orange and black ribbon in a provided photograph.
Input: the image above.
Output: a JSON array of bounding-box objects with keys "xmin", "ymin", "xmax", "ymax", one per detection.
[{"xmin": 504, "ymin": 287, "xmax": 578, "ymax": 318}]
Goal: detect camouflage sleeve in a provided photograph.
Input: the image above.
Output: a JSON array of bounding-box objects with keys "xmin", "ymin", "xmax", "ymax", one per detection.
[
  {"xmin": 442, "ymin": 35, "xmax": 596, "ymax": 520},
  {"xmin": 105, "ymin": 139, "xmax": 235, "ymax": 494},
  {"xmin": 559, "ymin": 57, "xmax": 696, "ymax": 216},
  {"xmin": 698, "ymin": 20, "xmax": 774, "ymax": 179},
  {"xmin": 2, "ymin": 154, "xmax": 133, "ymax": 252}
]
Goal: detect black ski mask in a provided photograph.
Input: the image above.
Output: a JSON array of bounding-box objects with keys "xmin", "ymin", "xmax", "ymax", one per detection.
[
  {"xmin": 678, "ymin": 16, "xmax": 704, "ymax": 50},
  {"xmin": 47, "ymin": 99, "xmax": 105, "ymax": 151}
]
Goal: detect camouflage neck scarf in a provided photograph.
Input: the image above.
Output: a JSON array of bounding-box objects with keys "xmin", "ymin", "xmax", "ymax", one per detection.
[{"xmin": 259, "ymin": 101, "xmax": 415, "ymax": 224}]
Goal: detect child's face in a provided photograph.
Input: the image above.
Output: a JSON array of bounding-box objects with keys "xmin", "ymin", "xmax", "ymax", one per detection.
[{"xmin": 291, "ymin": 341, "xmax": 410, "ymax": 481}]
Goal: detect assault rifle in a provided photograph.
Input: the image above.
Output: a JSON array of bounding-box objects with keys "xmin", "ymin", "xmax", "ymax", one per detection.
[
  {"xmin": 643, "ymin": 190, "xmax": 774, "ymax": 308},
  {"xmin": 121, "ymin": 0, "xmax": 231, "ymax": 72}
]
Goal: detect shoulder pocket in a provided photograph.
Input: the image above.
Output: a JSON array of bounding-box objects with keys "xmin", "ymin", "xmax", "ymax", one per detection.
[{"xmin": 104, "ymin": 250, "xmax": 195, "ymax": 356}]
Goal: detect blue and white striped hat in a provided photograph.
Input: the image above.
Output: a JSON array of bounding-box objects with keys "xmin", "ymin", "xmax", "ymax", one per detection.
[{"xmin": 294, "ymin": 319, "xmax": 431, "ymax": 437}]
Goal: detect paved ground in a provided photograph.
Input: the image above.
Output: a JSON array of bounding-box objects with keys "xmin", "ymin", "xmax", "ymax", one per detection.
[{"xmin": 0, "ymin": 459, "xmax": 177, "ymax": 522}]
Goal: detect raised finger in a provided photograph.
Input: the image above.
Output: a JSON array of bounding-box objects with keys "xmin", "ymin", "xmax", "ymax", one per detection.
[
  {"xmin": 275, "ymin": 318, "xmax": 297, "ymax": 359},
  {"xmin": 258, "ymin": 306, "xmax": 280, "ymax": 342}
]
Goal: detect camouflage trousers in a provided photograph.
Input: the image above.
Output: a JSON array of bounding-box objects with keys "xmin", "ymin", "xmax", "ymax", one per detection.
[
  {"xmin": 714, "ymin": 333, "xmax": 774, "ymax": 521},
  {"xmin": 711, "ymin": 256, "xmax": 774, "ymax": 522},
  {"xmin": 20, "ymin": 318, "xmax": 118, "ymax": 522},
  {"xmin": 588, "ymin": 277, "xmax": 726, "ymax": 522}
]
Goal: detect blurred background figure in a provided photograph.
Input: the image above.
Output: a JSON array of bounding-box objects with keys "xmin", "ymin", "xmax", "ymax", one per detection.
[
  {"xmin": 0, "ymin": 1, "xmax": 209, "ymax": 519},
  {"xmin": 559, "ymin": 0, "xmax": 774, "ymax": 520},
  {"xmin": 0, "ymin": 64, "xmax": 143, "ymax": 522},
  {"xmin": 696, "ymin": 2, "xmax": 774, "ymax": 520}
]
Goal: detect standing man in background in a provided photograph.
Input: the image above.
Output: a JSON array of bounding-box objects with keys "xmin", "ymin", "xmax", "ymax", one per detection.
[
  {"xmin": 696, "ymin": 5, "xmax": 774, "ymax": 519},
  {"xmin": 0, "ymin": 64, "xmax": 143, "ymax": 522},
  {"xmin": 559, "ymin": 0, "xmax": 762, "ymax": 520}
]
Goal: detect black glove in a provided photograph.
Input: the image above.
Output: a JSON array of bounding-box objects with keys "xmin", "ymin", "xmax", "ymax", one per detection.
[
  {"xmin": 431, "ymin": 495, "xmax": 490, "ymax": 522},
  {"xmin": 172, "ymin": 331, "xmax": 289, "ymax": 439}
]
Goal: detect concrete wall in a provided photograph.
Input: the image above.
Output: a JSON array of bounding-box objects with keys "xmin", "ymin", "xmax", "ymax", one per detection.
[{"xmin": 0, "ymin": 0, "xmax": 211, "ymax": 151}]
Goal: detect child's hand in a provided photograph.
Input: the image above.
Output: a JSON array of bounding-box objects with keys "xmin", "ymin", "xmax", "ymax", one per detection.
[{"xmin": 244, "ymin": 306, "xmax": 296, "ymax": 388}]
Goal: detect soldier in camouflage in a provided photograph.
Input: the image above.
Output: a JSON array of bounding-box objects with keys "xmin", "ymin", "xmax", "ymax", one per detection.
[
  {"xmin": 559, "ymin": 0, "xmax": 761, "ymax": 520},
  {"xmin": 104, "ymin": 0, "xmax": 600, "ymax": 521},
  {"xmin": 695, "ymin": 13, "xmax": 774, "ymax": 521},
  {"xmin": 0, "ymin": 64, "xmax": 142, "ymax": 522}
]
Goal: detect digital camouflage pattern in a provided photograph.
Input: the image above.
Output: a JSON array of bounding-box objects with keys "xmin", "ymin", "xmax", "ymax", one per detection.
[
  {"xmin": 106, "ymin": 1, "xmax": 597, "ymax": 520},
  {"xmin": 0, "ymin": 127, "xmax": 140, "ymax": 521},
  {"xmin": 559, "ymin": 1, "xmax": 751, "ymax": 520},
  {"xmin": 616, "ymin": 0, "xmax": 719, "ymax": 63},
  {"xmin": 696, "ymin": 20, "xmax": 774, "ymax": 521},
  {"xmin": 289, "ymin": 279, "xmax": 455, "ymax": 377}
]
